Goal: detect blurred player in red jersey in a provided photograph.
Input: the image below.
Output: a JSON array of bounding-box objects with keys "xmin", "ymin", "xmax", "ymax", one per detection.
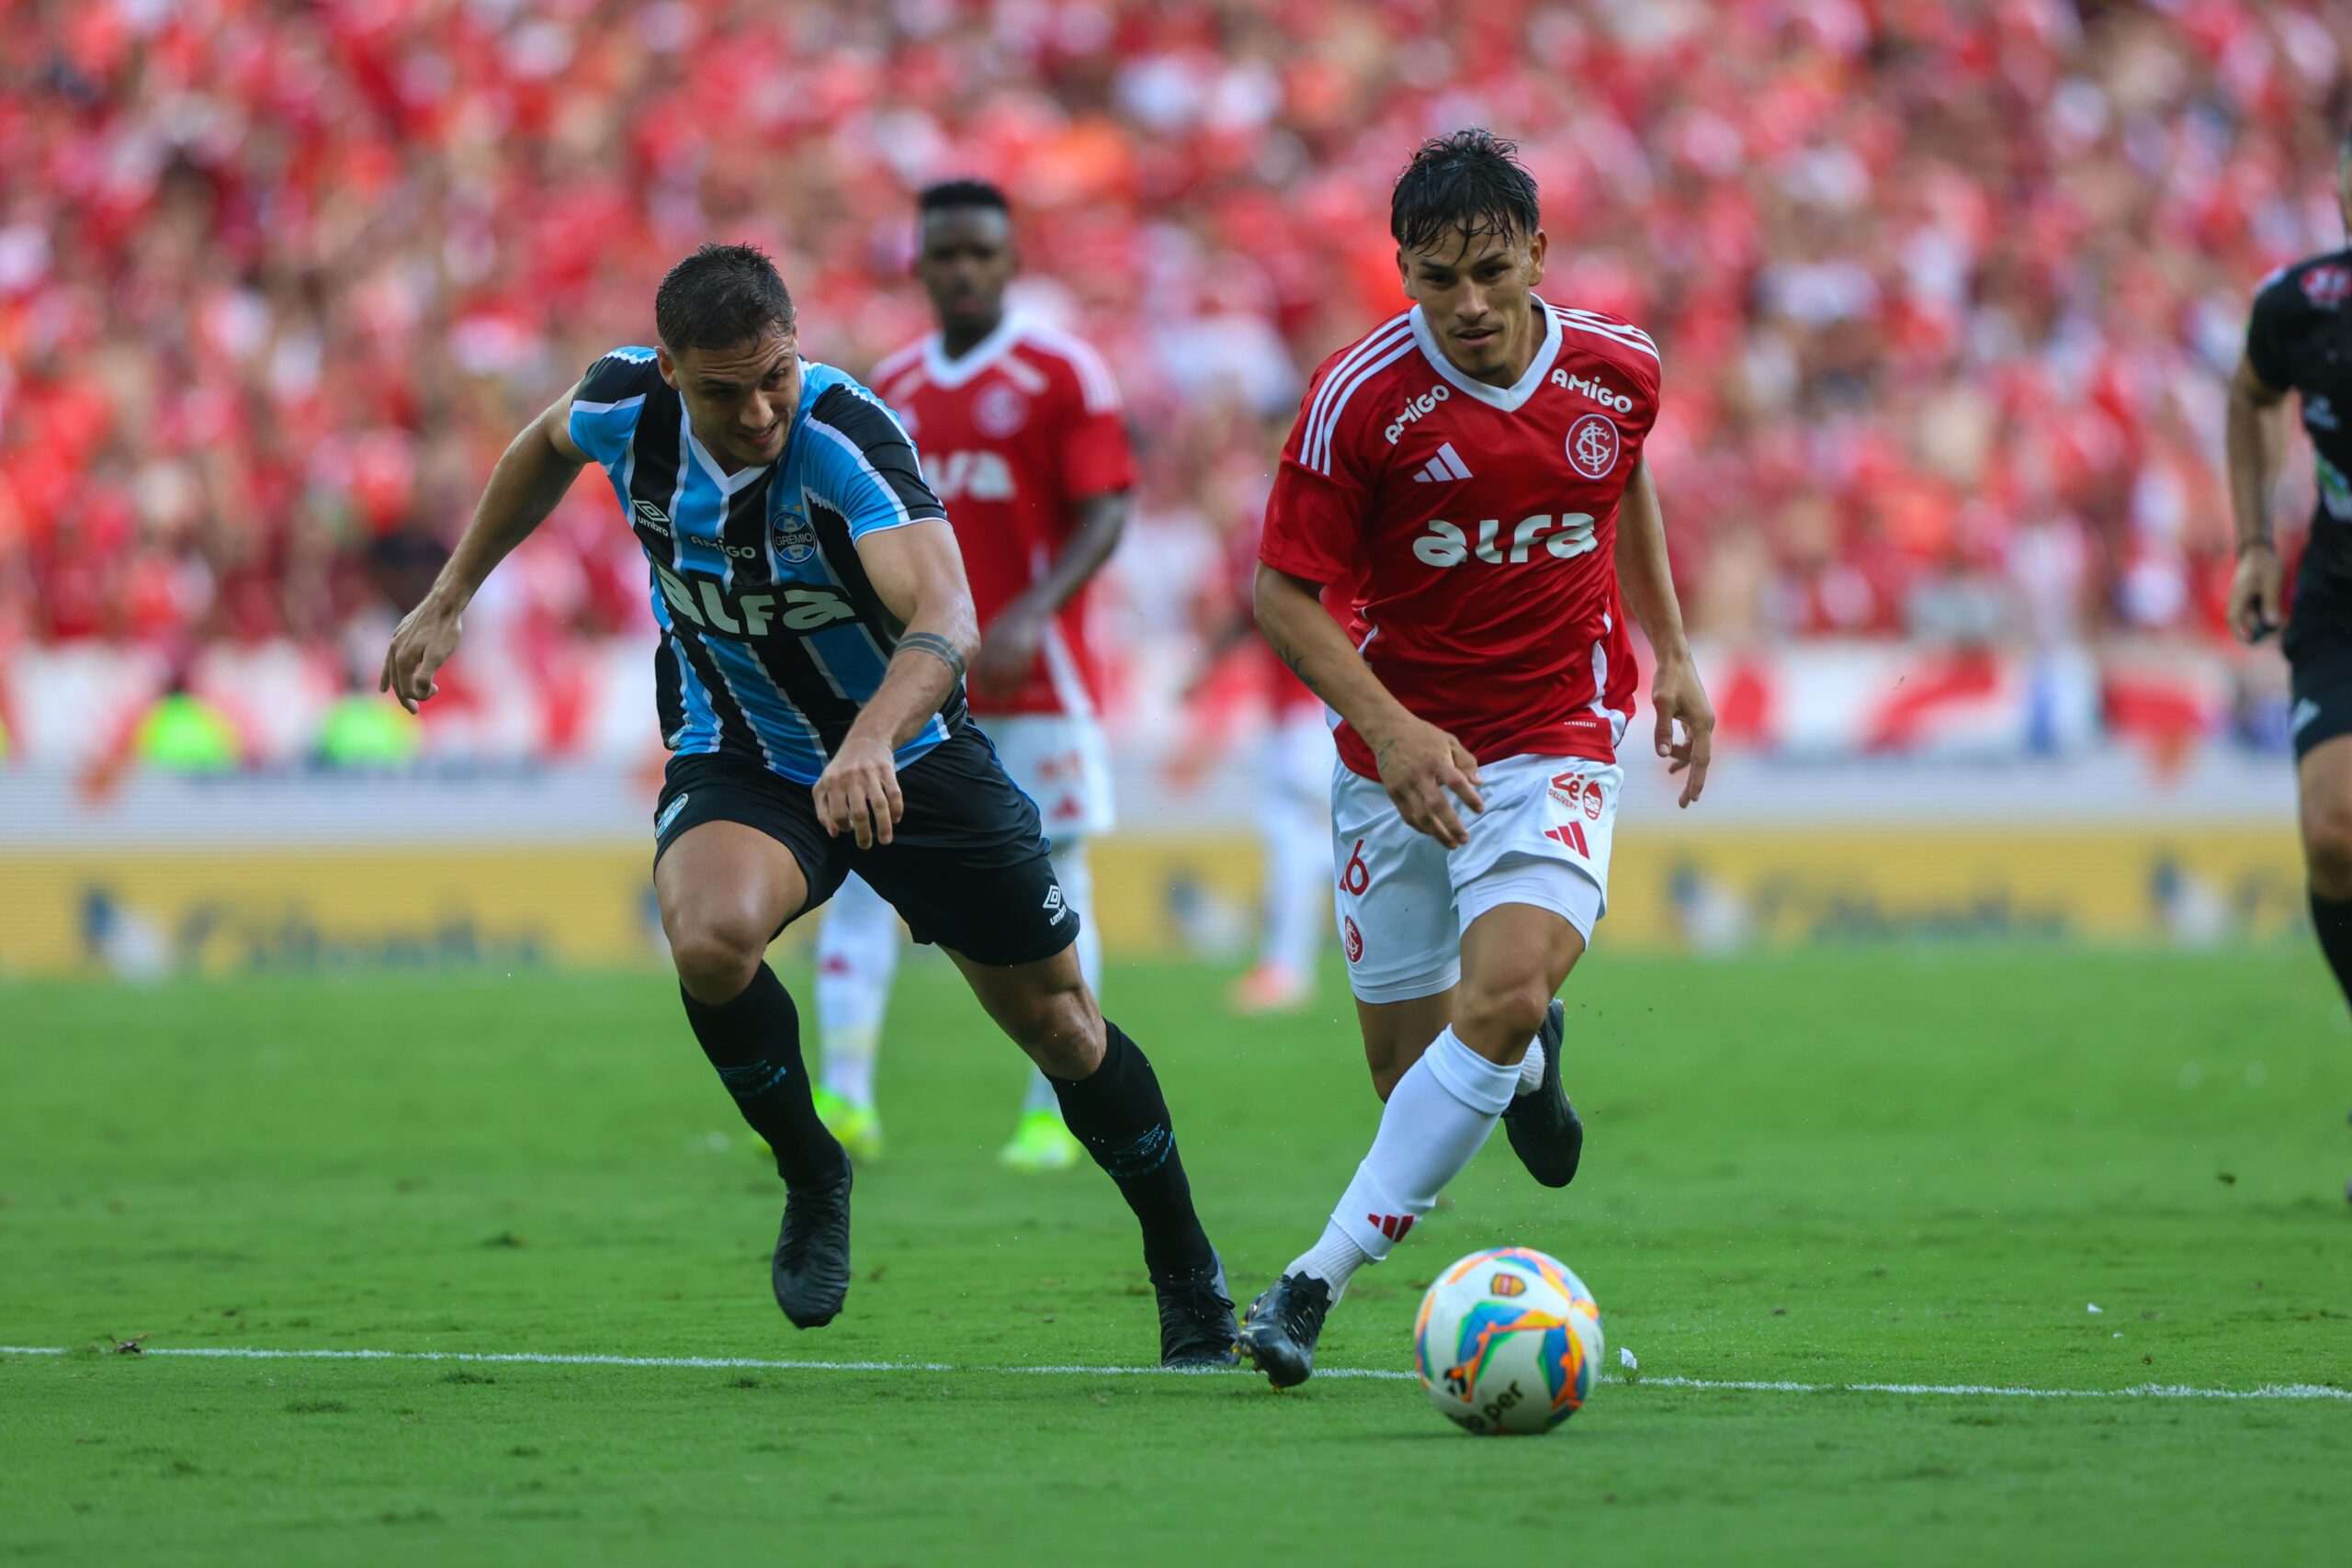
[
  {"xmin": 1189, "ymin": 487, "xmax": 1339, "ymax": 1014},
  {"xmin": 1237, "ymin": 131, "xmax": 1715, "ymax": 1388},
  {"xmin": 812, "ymin": 181, "xmax": 1136, "ymax": 1174}
]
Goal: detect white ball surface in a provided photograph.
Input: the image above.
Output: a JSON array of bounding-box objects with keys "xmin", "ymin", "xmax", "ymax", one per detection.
[{"xmin": 1414, "ymin": 1247, "xmax": 1604, "ymax": 1435}]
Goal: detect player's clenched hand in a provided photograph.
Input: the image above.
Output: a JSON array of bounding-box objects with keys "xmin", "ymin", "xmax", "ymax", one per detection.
[
  {"xmin": 379, "ymin": 595, "xmax": 464, "ymax": 714},
  {"xmin": 2228, "ymin": 542, "xmax": 2284, "ymax": 643},
  {"xmin": 1652, "ymin": 653, "xmax": 1714, "ymax": 809},
  {"xmin": 1370, "ymin": 716, "xmax": 1485, "ymax": 848},
  {"xmin": 814, "ymin": 734, "xmax": 906, "ymax": 849},
  {"xmin": 970, "ymin": 603, "xmax": 1046, "ymax": 705}
]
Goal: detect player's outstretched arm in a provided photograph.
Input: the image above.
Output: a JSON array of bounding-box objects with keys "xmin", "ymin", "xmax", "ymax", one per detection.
[
  {"xmin": 814, "ymin": 521, "xmax": 981, "ymax": 849},
  {"xmin": 2225, "ymin": 353, "xmax": 2291, "ymax": 644},
  {"xmin": 379, "ymin": 389, "xmax": 589, "ymax": 712},
  {"xmin": 1253, "ymin": 563, "xmax": 1485, "ymax": 848},
  {"xmin": 1616, "ymin": 459, "xmax": 1713, "ymax": 808},
  {"xmin": 972, "ymin": 491, "xmax": 1129, "ymax": 703}
]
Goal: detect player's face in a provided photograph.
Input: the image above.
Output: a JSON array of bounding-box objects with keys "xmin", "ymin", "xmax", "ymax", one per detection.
[
  {"xmin": 916, "ymin": 207, "xmax": 1015, "ymax": 336},
  {"xmin": 662, "ymin": 327, "xmax": 798, "ymax": 470},
  {"xmin": 1397, "ymin": 225, "xmax": 1550, "ymax": 386}
]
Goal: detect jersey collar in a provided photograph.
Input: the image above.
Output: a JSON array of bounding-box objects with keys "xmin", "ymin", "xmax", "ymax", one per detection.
[
  {"xmin": 922, "ymin": 312, "xmax": 1024, "ymax": 389},
  {"xmin": 1407, "ymin": 298, "xmax": 1561, "ymax": 413},
  {"xmin": 685, "ymin": 422, "xmax": 774, "ymax": 494}
]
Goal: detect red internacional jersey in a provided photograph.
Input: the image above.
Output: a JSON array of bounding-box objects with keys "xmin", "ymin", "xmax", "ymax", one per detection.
[
  {"xmin": 1259, "ymin": 299, "xmax": 1660, "ymax": 778},
  {"xmin": 871, "ymin": 316, "xmax": 1136, "ymax": 716}
]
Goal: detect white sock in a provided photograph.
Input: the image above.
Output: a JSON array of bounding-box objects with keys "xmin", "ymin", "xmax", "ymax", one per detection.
[
  {"xmin": 1022, "ymin": 840, "xmax": 1099, "ymax": 1120},
  {"xmin": 1516, "ymin": 1038, "xmax": 1545, "ymax": 1095},
  {"xmin": 814, "ymin": 874, "xmax": 901, "ymax": 1109},
  {"xmin": 1285, "ymin": 1029, "xmax": 1520, "ymax": 1299},
  {"xmin": 1259, "ymin": 728, "xmax": 1331, "ymax": 976}
]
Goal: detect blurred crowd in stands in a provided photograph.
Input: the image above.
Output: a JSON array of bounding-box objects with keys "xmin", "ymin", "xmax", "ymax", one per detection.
[{"xmin": 3, "ymin": 0, "xmax": 2349, "ymax": 689}]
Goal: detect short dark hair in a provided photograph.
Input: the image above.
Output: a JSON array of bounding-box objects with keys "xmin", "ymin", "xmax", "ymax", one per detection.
[
  {"xmin": 1390, "ymin": 129, "xmax": 1541, "ymax": 255},
  {"xmin": 919, "ymin": 179, "xmax": 1011, "ymax": 217},
  {"xmin": 654, "ymin": 243, "xmax": 795, "ymax": 354}
]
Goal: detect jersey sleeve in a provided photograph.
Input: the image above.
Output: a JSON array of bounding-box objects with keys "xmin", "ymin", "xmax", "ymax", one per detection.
[
  {"xmin": 2245, "ymin": 267, "xmax": 2297, "ymax": 393},
  {"xmin": 802, "ymin": 381, "xmax": 951, "ymax": 538},
  {"xmin": 1259, "ymin": 363, "xmax": 1375, "ymax": 587},
  {"xmin": 1048, "ymin": 350, "xmax": 1137, "ymax": 504},
  {"xmin": 568, "ymin": 347, "xmax": 662, "ymax": 468}
]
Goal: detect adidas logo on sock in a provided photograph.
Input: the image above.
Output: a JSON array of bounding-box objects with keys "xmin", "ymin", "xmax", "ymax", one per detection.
[
  {"xmin": 1368, "ymin": 1212, "xmax": 1416, "ymax": 1241},
  {"xmin": 1410, "ymin": 443, "xmax": 1473, "ymax": 483}
]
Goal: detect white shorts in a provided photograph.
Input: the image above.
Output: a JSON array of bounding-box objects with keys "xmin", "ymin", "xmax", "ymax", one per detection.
[
  {"xmin": 984, "ymin": 713, "xmax": 1115, "ymax": 841},
  {"xmin": 1333, "ymin": 750, "xmax": 1620, "ymax": 1004}
]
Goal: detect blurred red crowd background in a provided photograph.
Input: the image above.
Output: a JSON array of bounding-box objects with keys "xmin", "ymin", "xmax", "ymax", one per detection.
[{"xmin": 2, "ymin": 0, "xmax": 2346, "ymax": 678}]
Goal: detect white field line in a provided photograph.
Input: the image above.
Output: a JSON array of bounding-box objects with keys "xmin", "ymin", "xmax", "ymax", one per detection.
[{"xmin": 5, "ymin": 1345, "xmax": 2348, "ymax": 1401}]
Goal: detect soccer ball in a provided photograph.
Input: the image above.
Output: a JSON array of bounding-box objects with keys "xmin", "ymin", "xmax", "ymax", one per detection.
[{"xmin": 1414, "ymin": 1247, "xmax": 1604, "ymax": 1435}]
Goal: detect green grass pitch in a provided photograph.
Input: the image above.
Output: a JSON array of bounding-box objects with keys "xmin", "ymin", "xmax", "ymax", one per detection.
[{"xmin": 4, "ymin": 948, "xmax": 2349, "ymax": 1564}]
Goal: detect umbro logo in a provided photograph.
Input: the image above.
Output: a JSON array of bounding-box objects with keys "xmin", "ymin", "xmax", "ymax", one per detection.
[
  {"xmin": 633, "ymin": 499, "xmax": 673, "ymax": 534},
  {"xmin": 1411, "ymin": 443, "xmax": 1474, "ymax": 484},
  {"xmin": 1043, "ymin": 885, "xmax": 1068, "ymax": 923},
  {"xmin": 2293, "ymin": 698, "xmax": 2324, "ymax": 735},
  {"xmin": 2310, "ymin": 397, "xmax": 2340, "ymax": 433}
]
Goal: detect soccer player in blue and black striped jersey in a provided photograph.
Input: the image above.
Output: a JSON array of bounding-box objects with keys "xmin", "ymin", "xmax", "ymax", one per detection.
[{"xmin": 380, "ymin": 244, "xmax": 1237, "ymax": 1364}]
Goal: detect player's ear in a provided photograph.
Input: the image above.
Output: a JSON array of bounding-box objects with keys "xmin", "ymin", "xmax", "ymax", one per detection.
[
  {"xmin": 1525, "ymin": 229, "xmax": 1547, "ymax": 288},
  {"xmin": 1395, "ymin": 247, "xmax": 1417, "ymax": 301},
  {"xmin": 655, "ymin": 345, "xmax": 680, "ymax": 389}
]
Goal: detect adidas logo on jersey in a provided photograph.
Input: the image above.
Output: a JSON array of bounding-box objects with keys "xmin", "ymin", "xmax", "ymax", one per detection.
[
  {"xmin": 1551, "ymin": 368, "xmax": 1634, "ymax": 413},
  {"xmin": 1411, "ymin": 443, "xmax": 1474, "ymax": 483}
]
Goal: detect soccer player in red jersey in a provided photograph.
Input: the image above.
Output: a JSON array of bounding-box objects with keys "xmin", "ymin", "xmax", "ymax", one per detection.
[
  {"xmin": 1237, "ymin": 130, "xmax": 1716, "ymax": 1387},
  {"xmin": 810, "ymin": 180, "xmax": 1136, "ymax": 1173}
]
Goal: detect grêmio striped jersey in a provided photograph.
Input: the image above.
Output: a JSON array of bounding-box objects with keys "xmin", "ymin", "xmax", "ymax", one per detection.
[{"xmin": 568, "ymin": 347, "xmax": 962, "ymax": 784}]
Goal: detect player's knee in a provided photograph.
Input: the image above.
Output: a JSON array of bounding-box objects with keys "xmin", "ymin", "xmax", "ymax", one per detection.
[
  {"xmin": 1453, "ymin": 976, "xmax": 1555, "ymax": 1061},
  {"xmin": 1005, "ymin": 984, "xmax": 1102, "ymax": 1078},
  {"xmin": 2303, "ymin": 798, "xmax": 2352, "ymax": 898},
  {"xmin": 665, "ymin": 907, "xmax": 768, "ymax": 1003}
]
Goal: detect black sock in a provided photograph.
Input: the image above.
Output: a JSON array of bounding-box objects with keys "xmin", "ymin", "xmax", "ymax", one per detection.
[
  {"xmin": 679, "ymin": 964, "xmax": 845, "ymax": 1188},
  {"xmin": 2311, "ymin": 890, "xmax": 2352, "ymax": 1011},
  {"xmin": 1049, "ymin": 1021, "xmax": 1216, "ymax": 1282}
]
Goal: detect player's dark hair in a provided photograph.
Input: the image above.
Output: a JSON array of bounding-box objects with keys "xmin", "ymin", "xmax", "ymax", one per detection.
[
  {"xmin": 1390, "ymin": 129, "xmax": 1541, "ymax": 255},
  {"xmin": 654, "ymin": 243, "xmax": 796, "ymax": 354},
  {"xmin": 919, "ymin": 179, "xmax": 1011, "ymax": 217}
]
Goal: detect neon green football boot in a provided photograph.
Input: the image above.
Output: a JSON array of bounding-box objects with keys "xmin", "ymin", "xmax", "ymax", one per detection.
[
  {"xmin": 811, "ymin": 1087, "xmax": 884, "ymax": 1165},
  {"xmin": 998, "ymin": 1108, "xmax": 1083, "ymax": 1173}
]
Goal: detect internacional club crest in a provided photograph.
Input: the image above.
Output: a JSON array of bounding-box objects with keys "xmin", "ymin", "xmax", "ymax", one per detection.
[
  {"xmin": 1566, "ymin": 413, "xmax": 1620, "ymax": 479},
  {"xmin": 974, "ymin": 382, "xmax": 1030, "ymax": 438}
]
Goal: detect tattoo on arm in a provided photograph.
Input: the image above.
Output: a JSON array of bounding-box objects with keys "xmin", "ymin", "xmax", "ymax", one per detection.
[
  {"xmin": 894, "ymin": 631, "xmax": 967, "ymax": 682},
  {"xmin": 1262, "ymin": 626, "xmax": 1313, "ymax": 684}
]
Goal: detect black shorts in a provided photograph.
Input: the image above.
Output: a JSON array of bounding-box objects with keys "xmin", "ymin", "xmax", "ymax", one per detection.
[
  {"xmin": 2285, "ymin": 569, "xmax": 2352, "ymax": 761},
  {"xmin": 650, "ymin": 728, "xmax": 1076, "ymax": 968}
]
